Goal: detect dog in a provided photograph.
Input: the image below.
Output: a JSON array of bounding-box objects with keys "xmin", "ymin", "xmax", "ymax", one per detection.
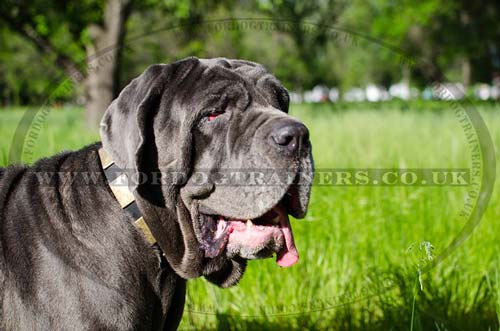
[{"xmin": 0, "ymin": 57, "xmax": 313, "ymax": 330}]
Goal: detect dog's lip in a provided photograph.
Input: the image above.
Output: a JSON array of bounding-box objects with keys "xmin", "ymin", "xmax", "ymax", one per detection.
[
  {"xmin": 198, "ymin": 195, "xmax": 299, "ymax": 267},
  {"xmin": 198, "ymin": 204, "xmax": 280, "ymax": 225},
  {"xmin": 198, "ymin": 204, "xmax": 219, "ymax": 216},
  {"xmin": 197, "ymin": 185, "xmax": 297, "ymax": 221}
]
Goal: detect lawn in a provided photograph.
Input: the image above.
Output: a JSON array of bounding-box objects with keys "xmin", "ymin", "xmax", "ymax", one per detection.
[{"xmin": 1, "ymin": 103, "xmax": 500, "ymax": 330}]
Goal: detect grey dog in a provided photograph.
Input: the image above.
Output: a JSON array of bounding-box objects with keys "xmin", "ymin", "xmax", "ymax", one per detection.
[{"xmin": 0, "ymin": 57, "xmax": 314, "ymax": 330}]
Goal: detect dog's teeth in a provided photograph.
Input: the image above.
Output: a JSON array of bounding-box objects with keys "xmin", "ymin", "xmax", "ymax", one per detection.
[
  {"xmin": 271, "ymin": 216, "xmax": 280, "ymax": 224},
  {"xmin": 246, "ymin": 219, "xmax": 253, "ymax": 228}
]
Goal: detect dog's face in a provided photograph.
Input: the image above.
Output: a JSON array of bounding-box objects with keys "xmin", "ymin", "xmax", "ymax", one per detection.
[{"xmin": 100, "ymin": 57, "xmax": 313, "ymax": 287}]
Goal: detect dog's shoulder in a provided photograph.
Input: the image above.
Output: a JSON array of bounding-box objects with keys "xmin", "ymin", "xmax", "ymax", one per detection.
[
  {"xmin": 0, "ymin": 143, "xmax": 102, "ymax": 208},
  {"xmin": 1, "ymin": 141, "xmax": 102, "ymax": 178},
  {"xmin": 29, "ymin": 142, "xmax": 103, "ymax": 172}
]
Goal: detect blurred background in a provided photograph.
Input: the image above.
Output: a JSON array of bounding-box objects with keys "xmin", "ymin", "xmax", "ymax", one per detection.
[
  {"xmin": 1, "ymin": 1, "xmax": 500, "ymax": 330},
  {"xmin": 1, "ymin": 0, "xmax": 500, "ymax": 125}
]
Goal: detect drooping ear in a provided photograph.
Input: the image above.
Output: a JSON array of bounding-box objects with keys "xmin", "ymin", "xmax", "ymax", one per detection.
[
  {"xmin": 100, "ymin": 57, "xmax": 206, "ymax": 278},
  {"xmin": 100, "ymin": 58, "xmax": 199, "ymax": 193}
]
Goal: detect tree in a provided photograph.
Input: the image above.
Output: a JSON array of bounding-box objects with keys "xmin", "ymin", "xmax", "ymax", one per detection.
[
  {"xmin": 255, "ymin": 0, "xmax": 349, "ymax": 89},
  {"xmin": 348, "ymin": 0, "xmax": 500, "ymax": 87},
  {"xmin": 0, "ymin": 0, "xmax": 131, "ymax": 127},
  {"xmin": 0, "ymin": 0, "xmax": 235, "ymax": 126},
  {"xmin": 86, "ymin": 0, "xmax": 132, "ymax": 127}
]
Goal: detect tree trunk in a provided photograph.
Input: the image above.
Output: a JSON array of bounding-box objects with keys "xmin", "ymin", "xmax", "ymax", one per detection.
[
  {"xmin": 85, "ymin": 0, "xmax": 131, "ymax": 129},
  {"xmin": 461, "ymin": 56, "xmax": 471, "ymax": 87}
]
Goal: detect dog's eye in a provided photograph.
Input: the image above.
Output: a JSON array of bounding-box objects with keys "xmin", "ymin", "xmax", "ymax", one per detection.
[{"xmin": 206, "ymin": 111, "xmax": 224, "ymax": 122}]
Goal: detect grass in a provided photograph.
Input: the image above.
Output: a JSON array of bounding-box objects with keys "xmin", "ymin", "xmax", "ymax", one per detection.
[{"xmin": 1, "ymin": 103, "xmax": 500, "ymax": 330}]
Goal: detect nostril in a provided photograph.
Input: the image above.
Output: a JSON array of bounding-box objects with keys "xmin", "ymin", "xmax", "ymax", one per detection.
[
  {"xmin": 270, "ymin": 121, "xmax": 309, "ymax": 153},
  {"xmin": 273, "ymin": 131, "xmax": 295, "ymax": 146}
]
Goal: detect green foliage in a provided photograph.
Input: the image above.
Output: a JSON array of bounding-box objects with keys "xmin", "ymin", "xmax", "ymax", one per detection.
[
  {"xmin": 0, "ymin": 0, "xmax": 103, "ymax": 104},
  {"xmin": 1, "ymin": 0, "xmax": 500, "ymax": 106},
  {"xmin": 345, "ymin": 0, "xmax": 500, "ymax": 84},
  {"xmin": 0, "ymin": 29, "xmax": 60, "ymax": 104}
]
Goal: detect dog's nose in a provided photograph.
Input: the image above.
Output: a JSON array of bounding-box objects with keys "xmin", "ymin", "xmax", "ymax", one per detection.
[{"xmin": 270, "ymin": 121, "xmax": 309, "ymax": 154}]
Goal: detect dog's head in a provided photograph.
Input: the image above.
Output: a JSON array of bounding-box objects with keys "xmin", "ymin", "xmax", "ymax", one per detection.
[{"xmin": 100, "ymin": 57, "xmax": 314, "ymax": 287}]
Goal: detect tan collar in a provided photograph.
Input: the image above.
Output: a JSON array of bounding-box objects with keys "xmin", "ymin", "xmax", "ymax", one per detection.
[{"xmin": 98, "ymin": 147, "xmax": 156, "ymax": 245}]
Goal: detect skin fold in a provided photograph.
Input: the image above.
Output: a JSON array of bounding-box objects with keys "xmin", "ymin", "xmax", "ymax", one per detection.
[{"xmin": 0, "ymin": 57, "xmax": 313, "ymax": 330}]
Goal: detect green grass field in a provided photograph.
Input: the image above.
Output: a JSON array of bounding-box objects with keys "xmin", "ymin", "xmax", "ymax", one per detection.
[{"xmin": 1, "ymin": 103, "xmax": 500, "ymax": 330}]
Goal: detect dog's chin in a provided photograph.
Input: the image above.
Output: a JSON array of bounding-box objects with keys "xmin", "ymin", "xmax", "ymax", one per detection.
[
  {"xmin": 196, "ymin": 188, "xmax": 301, "ymax": 268},
  {"xmin": 202, "ymin": 255, "xmax": 247, "ymax": 288}
]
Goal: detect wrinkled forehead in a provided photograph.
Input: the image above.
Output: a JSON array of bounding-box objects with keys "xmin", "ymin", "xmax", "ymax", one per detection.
[{"xmin": 186, "ymin": 58, "xmax": 290, "ymax": 112}]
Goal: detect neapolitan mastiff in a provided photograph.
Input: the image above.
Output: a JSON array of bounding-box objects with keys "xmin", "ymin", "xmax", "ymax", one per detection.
[{"xmin": 0, "ymin": 57, "xmax": 313, "ymax": 330}]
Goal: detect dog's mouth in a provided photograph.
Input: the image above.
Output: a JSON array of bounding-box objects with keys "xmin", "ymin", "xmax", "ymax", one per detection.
[{"xmin": 198, "ymin": 193, "xmax": 299, "ymax": 268}]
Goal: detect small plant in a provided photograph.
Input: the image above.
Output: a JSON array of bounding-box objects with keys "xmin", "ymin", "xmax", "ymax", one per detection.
[{"xmin": 407, "ymin": 241, "xmax": 435, "ymax": 331}]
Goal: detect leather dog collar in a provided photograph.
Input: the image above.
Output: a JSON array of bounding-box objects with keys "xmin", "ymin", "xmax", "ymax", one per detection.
[{"xmin": 98, "ymin": 147, "xmax": 157, "ymax": 245}]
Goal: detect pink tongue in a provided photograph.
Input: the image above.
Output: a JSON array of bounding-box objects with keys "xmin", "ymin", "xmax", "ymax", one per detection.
[{"xmin": 276, "ymin": 213, "xmax": 299, "ymax": 267}]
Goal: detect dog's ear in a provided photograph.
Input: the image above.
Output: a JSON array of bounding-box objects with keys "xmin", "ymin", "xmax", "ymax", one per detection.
[
  {"xmin": 100, "ymin": 57, "xmax": 206, "ymax": 278},
  {"xmin": 100, "ymin": 58, "xmax": 199, "ymax": 193}
]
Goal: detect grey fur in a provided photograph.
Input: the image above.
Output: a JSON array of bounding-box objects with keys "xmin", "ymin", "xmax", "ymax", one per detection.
[{"xmin": 0, "ymin": 57, "xmax": 313, "ymax": 330}]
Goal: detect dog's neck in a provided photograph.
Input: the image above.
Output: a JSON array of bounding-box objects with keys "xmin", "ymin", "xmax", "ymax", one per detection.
[{"xmin": 98, "ymin": 147, "xmax": 157, "ymax": 245}]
